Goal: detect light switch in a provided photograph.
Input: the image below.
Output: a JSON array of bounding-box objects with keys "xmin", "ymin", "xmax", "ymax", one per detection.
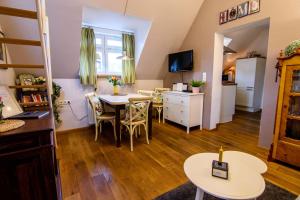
[{"xmin": 202, "ymin": 72, "xmax": 207, "ymax": 82}]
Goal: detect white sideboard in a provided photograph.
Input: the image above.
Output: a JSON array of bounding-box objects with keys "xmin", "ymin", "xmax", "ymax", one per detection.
[{"xmin": 163, "ymin": 91, "xmax": 204, "ymax": 133}]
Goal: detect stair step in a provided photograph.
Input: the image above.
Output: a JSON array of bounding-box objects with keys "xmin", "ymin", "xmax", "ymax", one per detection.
[
  {"xmin": 0, "ymin": 64, "xmax": 44, "ymax": 69},
  {"xmin": 0, "ymin": 38, "xmax": 41, "ymax": 46},
  {"xmin": 0, "ymin": 6, "xmax": 37, "ymax": 19}
]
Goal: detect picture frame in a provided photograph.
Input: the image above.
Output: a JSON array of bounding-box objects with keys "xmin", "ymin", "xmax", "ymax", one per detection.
[
  {"xmin": 19, "ymin": 73, "xmax": 37, "ymax": 92},
  {"xmin": 249, "ymin": 0, "xmax": 260, "ymax": 14},
  {"xmin": 228, "ymin": 7, "xmax": 238, "ymax": 21},
  {"xmin": 0, "ymin": 31, "xmax": 7, "ymax": 64},
  {"xmin": 237, "ymin": 2, "xmax": 249, "ymax": 18},
  {"xmin": 219, "ymin": 10, "xmax": 228, "ymax": 25}
]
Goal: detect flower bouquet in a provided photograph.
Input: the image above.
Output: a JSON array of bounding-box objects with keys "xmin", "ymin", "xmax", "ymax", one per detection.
[
  {"xmin": 108, "ymin": 76, "xmax": 122, "ymax": 95},
  {"xmin": 35, "ymin": 76, "xmax": 46, "ymax": 85}
]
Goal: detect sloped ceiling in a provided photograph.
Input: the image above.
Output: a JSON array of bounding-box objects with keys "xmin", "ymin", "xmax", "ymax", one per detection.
[
  {"xmin": 0, "ymin": 0, "xmax": 205, "ymax": 79},
  {"xmin": 46, "ymin": 0, "xmax": 205, "ymax": 79}
]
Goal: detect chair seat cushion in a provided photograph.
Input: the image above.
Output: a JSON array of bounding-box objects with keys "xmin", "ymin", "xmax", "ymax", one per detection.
[{"xmin": 96, "ymin": 112, "xmax": 115, "ymax": 120}]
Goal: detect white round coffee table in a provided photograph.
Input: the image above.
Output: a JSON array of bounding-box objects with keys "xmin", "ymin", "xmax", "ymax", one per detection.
[
  {"xmin": 224, "ymin": 151, "xmax": 267, "ymax": 174},
  {"xmin": 184, "ymin": 152, "xmax": 266, "ymax": 200}
]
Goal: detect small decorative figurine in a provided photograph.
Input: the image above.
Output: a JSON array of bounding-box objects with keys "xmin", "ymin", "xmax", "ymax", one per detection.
[{"xmin": 212, "ymin": 146, "xmax": 229, "ymax": 179}]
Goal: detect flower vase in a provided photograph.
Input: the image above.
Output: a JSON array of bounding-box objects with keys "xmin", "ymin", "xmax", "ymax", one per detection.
[
  {"xmin": 192, "ymin": 87, "xmax": 200, "ymax": 93},
  {"xmin": 113, "ymin": 85, "xmax": 119, "ymax": 95}
]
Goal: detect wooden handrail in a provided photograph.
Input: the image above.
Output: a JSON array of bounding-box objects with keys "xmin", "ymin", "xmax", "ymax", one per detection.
[
  {"xmin": 0, "ymin": 6, "xmax": 37, "ymax": 19},
  {"xmin": 0, "ymin": 38, "xmax": 41, "ymax": 46},
  {"xmin": 0, "ymin": 64, "xmax": 44, "ymax": 69}
]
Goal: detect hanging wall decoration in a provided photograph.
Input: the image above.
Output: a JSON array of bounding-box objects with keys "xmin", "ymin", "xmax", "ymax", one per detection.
[
  {"xmin": 249, "ymin": 0, "xmax": 260, "ymax": 14},
  {"xmin": 228, "ymin": 7, "xmax": 238, "ymax": 21},
  {"xmin": 219, "ymin": 0, "xmax": 260, "ymax": 25},
  {"xmin": 219, "ymin": 10, "xmax": 228, "ymax": 25},
  {"xmin": 237, "ymin": 2, "xmax": 249, "ymax": 18}
]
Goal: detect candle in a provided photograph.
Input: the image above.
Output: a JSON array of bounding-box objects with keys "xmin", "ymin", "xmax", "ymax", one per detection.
[{"xmin": 218, "ymin": 146, "xmax": 224, "ymax": 163}]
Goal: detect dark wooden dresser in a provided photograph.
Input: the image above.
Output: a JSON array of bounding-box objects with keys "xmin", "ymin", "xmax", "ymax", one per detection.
[{"xmin": 0, "ymin": 114, "xmax": 62, "ymax": 200}]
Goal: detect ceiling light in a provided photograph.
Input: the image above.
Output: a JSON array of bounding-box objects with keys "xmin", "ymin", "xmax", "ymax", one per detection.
[{"xmin": 116, "ymin": 51, "xmax": 134, "ymax": 60}]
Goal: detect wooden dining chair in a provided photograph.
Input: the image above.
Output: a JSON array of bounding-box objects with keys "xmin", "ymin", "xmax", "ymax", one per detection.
[
  {"xmin": 87, "ymin": 94, "xmax": 116, "ymax": 142},
  {"xmin": 121, "ymin": 97, "xmax": 152, "ymax": 151},
  {"xmin": 153, "ymin": 88, "xmax": 170, "ymax": 123}
]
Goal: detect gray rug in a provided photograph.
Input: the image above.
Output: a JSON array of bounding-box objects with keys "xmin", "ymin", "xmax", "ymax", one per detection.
[{"xmin": 154, "ymin": 181, "xmax": 297, "ymax": 200}]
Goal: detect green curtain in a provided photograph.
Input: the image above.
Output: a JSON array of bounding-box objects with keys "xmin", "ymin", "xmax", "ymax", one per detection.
[
  {"xmin": 79, "ymin": 28, "xmax": 97, "ymax": 88},
  {"xmin": 122, "ymin": 33, "xmax": 136, "ymax": 84}
]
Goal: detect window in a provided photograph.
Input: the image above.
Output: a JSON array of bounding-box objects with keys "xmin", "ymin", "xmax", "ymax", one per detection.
[{"xmin": 95, "ymin": 33, "xmax": 123, "ymax": 75}]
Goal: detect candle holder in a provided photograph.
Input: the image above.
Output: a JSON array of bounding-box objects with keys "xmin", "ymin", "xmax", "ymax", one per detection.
[{"xmin": 212, "ymin": 146, "xmax": 229, "ymax": 179}]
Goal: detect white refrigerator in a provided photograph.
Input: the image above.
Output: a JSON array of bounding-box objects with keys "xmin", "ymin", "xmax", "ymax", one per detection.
[{"xmin": 235, "ymin": 57, "xmax": 266, "ymax": 112}]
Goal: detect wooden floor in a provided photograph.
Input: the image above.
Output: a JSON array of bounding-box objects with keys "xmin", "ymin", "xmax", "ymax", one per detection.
[{"xmin": 57, "ymin": 112, "xmax": 300, "ymax": 200}]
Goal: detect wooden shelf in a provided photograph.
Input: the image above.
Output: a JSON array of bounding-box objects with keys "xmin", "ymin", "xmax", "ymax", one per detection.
[
  {"xmin": 0, "ymin": 38, "xmax": 41, "ymax": 46},
  {"xmin": 9, "ymin": 85, "xmax": 47, "ymax": 89},
  {"xmin": 19, "ymin": 102, "xmax": 48, "ymax": 107},
  {"xmin": 0, "ymin": 64, "xmax": 44, "ymax": 69},
  {"xmin": 290, "ymin": 92, "xmax": 300, "ymax": 97},
  {"xmin": 287, "ymin": 115, "xmax": 300, "ymax": 121},
  {"xmin": 0, "ymin": 6, "xmax": 37, "ymax": 19}
]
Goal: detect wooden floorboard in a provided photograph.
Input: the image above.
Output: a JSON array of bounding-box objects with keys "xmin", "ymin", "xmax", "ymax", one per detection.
[{"xmin": 57, "ymin": 112, "xmax": 300, "ymax": 200}]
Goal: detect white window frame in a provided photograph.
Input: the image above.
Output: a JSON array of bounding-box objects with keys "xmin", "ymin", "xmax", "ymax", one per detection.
[{"xmin": 95, "ymin": 33, "xmax": 123, "ymax": 76}]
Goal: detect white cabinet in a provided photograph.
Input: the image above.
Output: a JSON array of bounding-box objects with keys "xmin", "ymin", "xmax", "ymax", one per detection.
[
  {"xmin": 163, "ymin": 91, "xmax": 204, "ymax": 133},
  {"xmin": 220, "ymin": 85, "xmax": 236, "ymax": 123},
  {"xmin": 235, "ymin": 57, "xmax": 266, "ymax": 112}
]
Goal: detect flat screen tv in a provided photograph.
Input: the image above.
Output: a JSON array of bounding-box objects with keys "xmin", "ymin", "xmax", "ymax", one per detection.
[{"xmin": 168, "ymin": 50, "xmax": 193, "ymax": 72}]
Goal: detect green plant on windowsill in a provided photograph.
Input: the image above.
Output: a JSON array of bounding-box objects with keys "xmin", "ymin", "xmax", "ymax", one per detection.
[{"xmin": 52, "ymin": 82, "xmax": 62, "ymax": 125}]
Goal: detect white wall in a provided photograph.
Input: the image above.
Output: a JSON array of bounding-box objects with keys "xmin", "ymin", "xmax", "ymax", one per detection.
[
  {"xmin": 54, "ymin": 78, "xmax": 163, "ymax": 131},
  {"xmin": 210, "ymin": 33, "xmax": 224, "ymax": 129}
]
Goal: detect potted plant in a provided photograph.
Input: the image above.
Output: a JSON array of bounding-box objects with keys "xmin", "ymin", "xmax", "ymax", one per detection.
[
  {"xmin": 52, "ymin": 82, "xmax": 62, "ymax": 125},
  {"xmin": 190, "ymin": 80, "xmax": 205, "ymax": 93},
  {"xmin": 285, "ymin": 40, "xmax": 300, "ymax": 56},
  {"xmin": 0, "ymin": 97, "xmax": 4, "ymax": 124},
  {"xmin": 108, "ymin": 76, "xmax": 122, "ymax": 95}
]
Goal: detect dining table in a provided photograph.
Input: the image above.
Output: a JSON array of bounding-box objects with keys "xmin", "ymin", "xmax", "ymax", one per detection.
[{"xmin": 98, "ymin": 93, "xmax": 153, "ymax": 147}]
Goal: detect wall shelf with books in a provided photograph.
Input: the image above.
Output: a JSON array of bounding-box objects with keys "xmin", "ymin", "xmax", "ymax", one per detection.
[{"xmin": 14, "ymin": 74, "xmax": 50, "ymax": 111}]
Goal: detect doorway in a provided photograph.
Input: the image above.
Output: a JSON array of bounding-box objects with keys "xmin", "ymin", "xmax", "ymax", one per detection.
[{"xmin": 218, "ymin": 19, "xmax": 270, "ymax": 135}]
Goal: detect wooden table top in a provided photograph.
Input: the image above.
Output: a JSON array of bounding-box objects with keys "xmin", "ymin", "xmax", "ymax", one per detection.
[{"xmin": 98, "ymin": 93, "xmax": 149, "ymax": 105}]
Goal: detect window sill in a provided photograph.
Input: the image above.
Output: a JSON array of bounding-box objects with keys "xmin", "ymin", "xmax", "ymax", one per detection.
[{"xmin": 97, "ymin": 74, "xmax": 122, "ymax": 78}]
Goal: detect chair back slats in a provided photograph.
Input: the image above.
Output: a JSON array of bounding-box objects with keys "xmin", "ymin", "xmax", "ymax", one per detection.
[
  {"xmin": 137, "ymin": 90, "xmax": 155, "ymax": 97},
  {"xmin": 127, "ymin": 97, "xmax": 152, "ymax": 123},
  {"xmin": 87, "ymin": 94, "xmax": 104, "ymax": 121},
  {"xmin": 154, "ymin": 88, "xmax": 170, "ymax": 93}
]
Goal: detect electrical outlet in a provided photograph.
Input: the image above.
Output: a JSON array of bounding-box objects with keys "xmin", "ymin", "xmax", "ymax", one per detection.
[{"xmin": 58, "ymin": 100, "xmax": 71, "ymax": 105}]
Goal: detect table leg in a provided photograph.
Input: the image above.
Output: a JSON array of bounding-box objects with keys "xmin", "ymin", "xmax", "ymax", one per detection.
[
  {"xmin": 148, "ymin": 101, "xmax": 153, "ymax": 140},
  {"xmin": 115, "ymin": 105, "xmax": 121, "ymax": 147},
  {"xmin": 195, "ymin": 187, "xmax": 204, "ymax": 200}
]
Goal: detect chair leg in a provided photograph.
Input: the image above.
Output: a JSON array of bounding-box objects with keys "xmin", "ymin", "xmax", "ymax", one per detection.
[
  {"xmin": 95, "ymin": 123, "xmax": 98, "ymax": 141},
  {"xmin": 135, "ymin": 126, "xmax": 138, "ymax": 138},
  {"xmin": 144, "ymin": 123, "xmax": 149, "ymax": 144},
  {"xmin": 158, "ymin": 108, "xmax": 162, "ymax": 123},
  {"xmin": 130, "ymin": 127, "xmax": 134, "ymax": 152},
  {"xmin": 113, "ymin": 120, "xmax": 117, "ymax": 141}
]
